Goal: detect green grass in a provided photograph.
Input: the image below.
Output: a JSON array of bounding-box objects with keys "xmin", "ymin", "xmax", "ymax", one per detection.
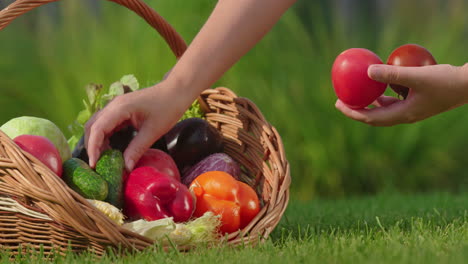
[{"xmin": 2, "ymin": 191, "xmax": 467, "ymax": 263}]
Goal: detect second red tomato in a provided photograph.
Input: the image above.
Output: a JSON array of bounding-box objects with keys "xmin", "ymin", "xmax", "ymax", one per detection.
[{"xmin": 387, "ymin": 44, "xmax": 437, "ymax": 98}]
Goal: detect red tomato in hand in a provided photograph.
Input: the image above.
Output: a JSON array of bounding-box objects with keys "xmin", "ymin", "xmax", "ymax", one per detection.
[
  {"xmin": 332, "ymin": 48, "xmax": 387, "ymax": 109},
  {"xmin": 14, "ymin": 135, "xmax": 63, "ymax": 177},
  {"xmin": 387, "ymin": 44, "xmax": 437, "ymax": 99}
]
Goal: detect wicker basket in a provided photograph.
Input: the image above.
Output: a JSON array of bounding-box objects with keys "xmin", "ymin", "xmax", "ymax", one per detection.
[{"xmin": 0, "ymin": 0, "xmax": 291, "ymax": 258}]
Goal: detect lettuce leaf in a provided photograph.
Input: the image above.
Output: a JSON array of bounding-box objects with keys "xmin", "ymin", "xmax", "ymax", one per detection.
[
  {"xmin": 67, "ymin": 74, "xmax": 206, "ymax": 151},
  {"xmin": 68, "ymin": 75, "xmax": 139, "ymax": 150}
]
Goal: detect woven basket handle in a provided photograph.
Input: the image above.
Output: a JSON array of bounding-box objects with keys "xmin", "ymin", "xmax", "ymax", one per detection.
[{"xmin": 0, "ymin": 0, "xmax": 187, "ymax": 58}]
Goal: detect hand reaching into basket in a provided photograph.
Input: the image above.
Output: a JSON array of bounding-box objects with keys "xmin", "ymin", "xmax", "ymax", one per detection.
[
  {"xmin": 85, "ymin": 0, "xmax": 297, "ymax": 171},
  {"xmin": 85, "ymin": 80, "xmax": 191, "ymax": 171},
  {"xmin": 335, "ymin": 64, "xmax": 468, "ymax": 126}
]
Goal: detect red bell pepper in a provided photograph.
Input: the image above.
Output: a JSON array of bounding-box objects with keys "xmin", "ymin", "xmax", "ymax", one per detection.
[{"xmin": 124, "ymin": 166, "xmax": 195, "ymax": 222}]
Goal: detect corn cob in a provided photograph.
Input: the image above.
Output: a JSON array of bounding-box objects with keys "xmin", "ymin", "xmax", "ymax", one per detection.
[{"xmin": 87, "ymin": 199, "xmax": 124, "ymax": 225}]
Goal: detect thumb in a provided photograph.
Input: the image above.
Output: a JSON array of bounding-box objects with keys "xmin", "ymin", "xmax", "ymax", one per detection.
[
  {"xmin": 123, "ymin": 124, "xmax": 160, "ymax": 172},
  {"xmin": 368, "ymin": 64, "xmax": 426, "ymax": 89}
]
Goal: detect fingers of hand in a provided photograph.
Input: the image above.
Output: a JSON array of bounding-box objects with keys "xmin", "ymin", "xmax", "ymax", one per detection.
[
  {"xmin": 84, "ymin": 110, "xmax": 102, "ymax": 151},
  {"xmin": 335, "ymin": 99, "xmax": 412, "ymax": 126},
  {"xmin": 371, "ymin": 96, "xmax": 401, "ymax": 107},
  {"xmin": 86, "ymin": 103, "xmax": 131, "ymax": 168},
  {"xmin": 123, "ymin": 122, "xmax": 163, "ymax": 172},
  {"xmin": 368, "ymin": 64, "xmax": 434, "ymax": 90}
]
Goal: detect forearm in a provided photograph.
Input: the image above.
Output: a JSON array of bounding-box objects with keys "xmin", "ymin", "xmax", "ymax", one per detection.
[
  {"xmin": 164, "ymin": 0, "xmax": 296, "ymax": 100},
  {"xmin": 462, "ymin": 63, "xmax": 468, "ymax": 104}
]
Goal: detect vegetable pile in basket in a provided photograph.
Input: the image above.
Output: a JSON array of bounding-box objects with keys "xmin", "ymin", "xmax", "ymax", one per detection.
[{"xmin": 0, "ymin": 75, "xmax": 260, "ymax": 247}]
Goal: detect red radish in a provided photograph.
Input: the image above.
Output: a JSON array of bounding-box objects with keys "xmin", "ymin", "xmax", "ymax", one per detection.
[
  {"xmin": 134, "ymin": 149, "xmax": 181, "ymax": 181},
  {"xmin": 14, "ymin": 135, "xmax": 63, "ymax": 177}
]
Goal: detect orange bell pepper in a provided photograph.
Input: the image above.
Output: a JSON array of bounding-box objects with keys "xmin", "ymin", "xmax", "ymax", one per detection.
[{"xmin": 189, "ymin": 171, "xmax": 260, "ymax": 234}]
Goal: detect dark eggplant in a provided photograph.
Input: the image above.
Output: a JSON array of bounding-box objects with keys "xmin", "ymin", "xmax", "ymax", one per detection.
[
  {"xmin": 151, "ymin": 136, "xmax": 168, "ymax": 153},
  {"xmin": 109, "ymin": 126, "xmax": 137, "ymax": 153},
  {"xmin": 161, "ymin": 118, "xmax": 224, "ymax": 170},
  {"xmin": 72, "ymin": 126, "xmax": 136, "ymax": 163},
  {"xmin": 72, "ymin": 135, "xmax": 89, "ymax": 163}
]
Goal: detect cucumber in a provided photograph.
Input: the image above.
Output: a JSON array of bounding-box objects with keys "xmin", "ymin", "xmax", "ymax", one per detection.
[
  {"xmin": 62, "ymin": 158, "xmax": 108, "ymax": 200},
  {"xmin": 95, "ymin": 149, "xmax": 125, "ymax": 209}
]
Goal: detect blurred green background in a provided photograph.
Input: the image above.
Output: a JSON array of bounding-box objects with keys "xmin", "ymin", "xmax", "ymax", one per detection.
[{"xmin": 1, "ymin": 0, "xmax": 467, "ymax": 200}]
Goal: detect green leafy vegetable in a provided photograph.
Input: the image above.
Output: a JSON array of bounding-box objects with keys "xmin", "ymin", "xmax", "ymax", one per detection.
[
  {"xmin": 180, "ymin": 100, "xmax": 204, "ymax": 121},
  {"xmin": 68, "ymin": 75, "xmax": 139, "ymax": 150},
  {"xmin": 122, "ymin": 212, "xmax": 221, "ymax": 246},
  {"xmin": 120, "ymin": 74, "xmax": 140, "ymax": 91},
  {"xmin": 68, "ymin": 74, "xmax": 205, "ymax": 150}
]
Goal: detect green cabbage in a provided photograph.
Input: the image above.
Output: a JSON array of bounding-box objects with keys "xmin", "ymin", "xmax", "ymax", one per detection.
[
  {"xmin": 1, "ymin": 116, "xmax": 71, "ymax": 161},
  {"xmin": 123, "ymin": 212, "xmax": 221, "ymax": 246}
]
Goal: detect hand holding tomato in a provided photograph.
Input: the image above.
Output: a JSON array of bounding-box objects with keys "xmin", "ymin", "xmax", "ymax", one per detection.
[
  {"xmin": 336, "ymin": 63, "xmax": 468, "ymax": 126},
  {"xmin": 334, "ymin": 43, "xmax": 468, "ymax": 126}
]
